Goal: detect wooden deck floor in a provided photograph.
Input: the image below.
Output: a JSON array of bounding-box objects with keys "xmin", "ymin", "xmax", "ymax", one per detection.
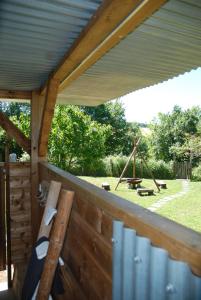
[{"xmin": 0, "ymin": 289, "xmax": 16, "ymax": 300}]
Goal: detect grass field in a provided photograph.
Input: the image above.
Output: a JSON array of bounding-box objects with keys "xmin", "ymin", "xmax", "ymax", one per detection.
[
  {"xmin": 80, "ymin": 176, "xmax": 201, "ymax": 233},
  {"xmin": 158, "ymin": 181, "xmax": 201, "ymax": 233}
]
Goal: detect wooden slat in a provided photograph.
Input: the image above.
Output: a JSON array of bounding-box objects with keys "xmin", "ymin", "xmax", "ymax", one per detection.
[
  {"xmin": 9, "ymin": 163, "xmax": 32, "ymax": 265},
  {"xmin": 9, "ymin": 163, "xmax": 30, "ymax": 177},
  {"xmin": 67, "ymin": 250, "xmax": 101, "ymax": 300},
  {"xmin": 37, "ymin": 180, "xmax": 61, "ymax": 240},
  {"xmin": 37, "ymin": 189, "xmax": 74, "ymax": 300},
  {"xmin": 0, "ymin": 112, "xmax": 31, "ymax": 154},
  {"xmin": 38, "ymin": 78, "xmax": 59, "ymax": 157},
  {"xmin": 0, "ymin": 89, "xmax": 31, "ymax": 100},
  {"xmin": 75, "ymin": 196, "xmax": 112, "ymax": 243},
  {"xmin": 39, "ymin": 162, "xmax": 201, "ymax": 276},
  {"xmin": 41, "ymin": 0, "xmax": 167, "ymax": 94},
  {"xmin": 56, "ymin": 265, "xmax": 87, "ymax": 300},
  {"xmin": 65, "ymin": 211, "xmax": 112, "ymax": 277},
  {"xmin": 64, "ymin": 233, "xmax": 111, "ymax": 300}
]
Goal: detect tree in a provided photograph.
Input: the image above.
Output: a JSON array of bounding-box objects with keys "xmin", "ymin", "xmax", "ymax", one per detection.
[
  {"xmin": 0, "ymin": 102, "xmax": 30, "ymax": 158},
  {"xmin": 82, "ymin": 100, "xmax": 128, "ymax": 155},
  {"xmin": 48, "ymin": 105, "xmax": 111, "ymax": 173},
  {"xmin": 123, "ymin": 122, "xmax": 149, "ymax": 157},
  {"xmin": 150, "ymin": 105, "xmax": 201, "ymax": 162},
  {"xmin": 0, "ymin": 102, "xmax": 30, "ymax": 118}
]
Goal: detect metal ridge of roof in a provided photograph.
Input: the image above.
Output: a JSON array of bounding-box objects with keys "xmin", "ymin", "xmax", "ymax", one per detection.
[
  {"xmin": 57, "ymin": 0, "xmax": 201, "ymax": 106},
  {"xmin": 0, "ymin": 0, "xmax": 103, "ymax": 91}
]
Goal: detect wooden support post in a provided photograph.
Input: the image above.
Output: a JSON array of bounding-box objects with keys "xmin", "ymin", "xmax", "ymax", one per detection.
[
  {"xmin": 5, "ymin": 140, "xmax": 12, "ymax": 288},
  {"xmin": 36, "ymin": 189, "xmax": 74, "ymax": 300},
  {"xmin": 133, "ymin": 139, "xmax": 136, "ymax": 179},
  {"xmin": 38, "ymin": 78, "xmax": 59, "ymax": 158},
  {"xmin": 31, "ymin": 91, "xmax": 46, "ymax": 243},
  {"xmin": 115, "ymin": 138, "xmax": 140, "ymax": 190}
]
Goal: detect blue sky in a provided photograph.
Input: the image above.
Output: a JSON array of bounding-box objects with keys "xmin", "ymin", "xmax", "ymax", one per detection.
[{"xmin": 120, "ymin": 67, "xmax": 201, "ymax": 123}]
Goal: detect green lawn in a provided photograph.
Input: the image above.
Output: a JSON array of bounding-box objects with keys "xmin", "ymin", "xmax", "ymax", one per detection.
[
  {"xmin": 80, "ymin": 176, "xmax": 201, "ymax": 233},
  {"xmin": 158, "ymin": 181, "xmax": 201, "ymax": 233}
]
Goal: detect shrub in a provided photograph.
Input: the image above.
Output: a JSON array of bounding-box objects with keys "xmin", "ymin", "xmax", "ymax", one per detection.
[
  {"xmin": 59, "ymin": 154, "xmax": 174, "ymax": 179},
  {"xmin": 192, "ymin": 165, "xmax": 201, "ymax": 181},
  {"xmin": 86, "ymin": 156, "xmax": 174, "ymax": 179},
  {"xmin": 142, "ymin": 159, "xmax": 174, "ymax": 179}
]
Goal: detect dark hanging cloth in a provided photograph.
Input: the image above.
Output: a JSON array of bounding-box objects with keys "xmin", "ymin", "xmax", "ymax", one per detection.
[{"xmin": 21, "ymin": 236, "xmax": 64, "ymax": 300}]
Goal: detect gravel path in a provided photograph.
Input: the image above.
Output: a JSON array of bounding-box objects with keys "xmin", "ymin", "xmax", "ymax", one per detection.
[{"xmin": 148, "ymin": 180, "xmax": 189, "ymax": 212}]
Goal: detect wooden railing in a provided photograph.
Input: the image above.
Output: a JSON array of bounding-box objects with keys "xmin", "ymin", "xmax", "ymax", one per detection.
[{"xmin": 39, "ymin": 162, "xmax": 201, "ymax": 299}]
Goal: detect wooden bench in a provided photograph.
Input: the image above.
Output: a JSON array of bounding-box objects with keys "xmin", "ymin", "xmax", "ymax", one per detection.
[
  {"xmin": 137, "ymin": 188, "xmax": 154, "ymax": 196},
  {"xmin": 156, "ymin": 180, "xmax": 167, "ymax": 189},
  {"xmin": 102, "ymin": 182, "xmax": 110, "ymax": 191}
]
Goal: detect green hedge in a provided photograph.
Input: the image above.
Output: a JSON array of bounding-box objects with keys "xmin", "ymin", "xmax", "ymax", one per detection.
[
  {"xmin": 69, "ymin": 155, "xmax": 174, "ymax": 179},
  {"xmin": 192, "ymin": 165, "xmax": 201, "ymax": 181}
]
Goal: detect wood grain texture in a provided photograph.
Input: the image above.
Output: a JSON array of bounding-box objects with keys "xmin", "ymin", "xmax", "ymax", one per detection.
[
  {"xmin": 9, "ymin": 163, "xmax": 32, "ymax": 264},
  {"xmin": 0, "ymin": 89, "xmax": 31, "ymax": 100},
  {"xmin": 56, "ymin": 265, "xmax": 87, "ymax": 300},
  {"xmin": 38, "ymin": 78, "xmax": 59, "ymax": 157},
  {"xmin": 37, "ymin": 189, "xmax": 74, "ymax": 300},
  {"xmin": 31, "ymin": 92, "xmax": 46, "ymax": 242},
  {"xmin": 39, "ymin": 162, "xmax": 201, "ymax": 276},
  {"xmin": 37, "ymin": 180, "xmax": 61, "ymax": 240},
  {"xmin": 0, "ymin": 112, "xmax": 31, "ymax": 154},
  {"xmin": 0, "ymin": 167, "xmax": 6, "ymax": 271}
]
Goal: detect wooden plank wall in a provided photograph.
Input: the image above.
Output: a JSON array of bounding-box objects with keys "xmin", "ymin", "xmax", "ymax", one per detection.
[
  {"xmin": 0, "ymin": 166, "xmax": 6, "ymax": 271},
  {"xmin": 9, "ymin": 162, "xmax": 32, "ymax": 264},
  {"xmin": 39, "ymin": 162, "xmax": 201, "ymax": 300},
  {"xmin": 39, "ymin": 164, "xmax": 112, "ymax": 300}
]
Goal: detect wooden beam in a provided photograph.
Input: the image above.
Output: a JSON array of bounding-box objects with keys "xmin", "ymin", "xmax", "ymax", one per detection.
[
  {"xmin": 0, "ymin": 111, "xmax": 31, "ymax": 154},
  {"xmin": 41, "ymin": 0, "xmax": 167, "ymax": 94},
  {"xmin": 30, "ymin": 91, "xmax": 46, "ymax": 242},
  {"xmin": 38, "ymin": 78, "xmax": 59, "ymax": 157},
  {"xmin": 0, "ymin": 90, "xmax": 31, "ymax": 100}
]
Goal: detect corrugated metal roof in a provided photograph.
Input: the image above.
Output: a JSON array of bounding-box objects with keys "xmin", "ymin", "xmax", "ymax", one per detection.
[
  {"xmin": 0, "ymin": 0, "xmax": 103, "ymax": 91},
  {"xmin": 112, "ymin": 220, "xmax": 201, "ymax": 300},
  {"xmin": 58, "ymin": 0, "xmax": 201, "ymax": 106}
]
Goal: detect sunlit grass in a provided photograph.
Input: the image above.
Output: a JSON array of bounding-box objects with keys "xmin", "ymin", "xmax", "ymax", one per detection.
[
  {"xmin": 157, "ymin": 181, "xmax": 201, "ymax": 233},
  {"xmin": 80, "ymin": 176, "xmax": 201, "ymax": 233},
  {"xmin": 80, "ymin": 177, "xmax": 182, "ymax": 208}
]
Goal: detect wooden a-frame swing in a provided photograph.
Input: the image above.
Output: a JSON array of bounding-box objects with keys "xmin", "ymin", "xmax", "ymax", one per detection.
[{"xmin": 115, "ymin": 137, "xmax": 160, "ymax": 192}]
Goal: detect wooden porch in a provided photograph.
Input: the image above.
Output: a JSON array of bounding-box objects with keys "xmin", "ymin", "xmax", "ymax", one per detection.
[{"xmin": 0, "ymin": 160, "xmax": 201, "ymax": 299}]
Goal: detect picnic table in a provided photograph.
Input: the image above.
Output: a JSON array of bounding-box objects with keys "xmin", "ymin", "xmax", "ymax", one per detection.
[{"xmin": 120, "ymin": 178, "xmax": 142, "ymax": 189}]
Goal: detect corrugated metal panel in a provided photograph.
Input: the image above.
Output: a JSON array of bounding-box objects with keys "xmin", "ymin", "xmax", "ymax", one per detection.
[
  {"xmin": 0, "ymin": 0, "xmax": 103, "ymax": 90},
  {"xmin": 112, "ymin": 220, "xmax": 201, "ymax": 300},
  {"xmin": 59, "ymin": 0, "xmax": 201, "ymax": 106}
]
